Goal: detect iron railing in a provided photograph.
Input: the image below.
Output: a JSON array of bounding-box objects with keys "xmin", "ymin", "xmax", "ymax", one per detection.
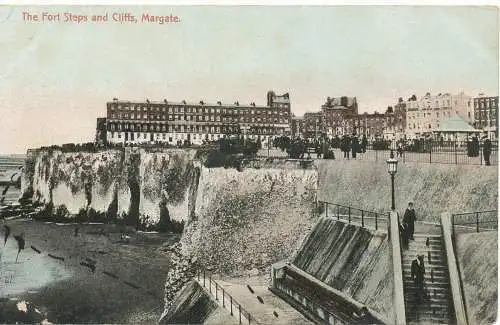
[
  {"xmin": 197, "ymin": 270, "xmax": 256, "ymax": 324},
  {"xmin": 452, "ymin": 210, "xmax": 498, "ymax": 234},
  {"xmin": 316, "ymin": 201, "xmax": 389, "ymax": 231},
  {"xmin": 259, "ymin": 140, "xmax": 498, "ymax": 166}
]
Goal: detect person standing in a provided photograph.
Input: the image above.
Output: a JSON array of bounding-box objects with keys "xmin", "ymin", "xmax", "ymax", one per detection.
[
  {"xmin": 403, "ymin": 202, "xmax": 416, "ymax": 240},
  {"xmin": 351, "ymin": 133, "xmax": 359, "ymax": 159},
  {"xmin": 482, "ymin": 133, "xmax": 492, "ymax": 166},
  {"xmin": 411, "ymin": 254, "xmax": 426, "ymax": 300},
  {"xmin": 399, "ymin": 223, "xmax": 409, "ymax": 250},
  {"xmin": 361, "ymin": 135, "xmax": 368, "ymax": 153}
]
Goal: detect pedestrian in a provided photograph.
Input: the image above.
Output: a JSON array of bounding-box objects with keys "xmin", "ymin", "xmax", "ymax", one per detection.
[
  {"xmin": 411, "ymin": 254, "xmax": 426, "ymax": 300},
  {"xmin": 397, "ymin": 142, "xmax": 404, "ymax": 158},
  {"xmin": 482, "ymin": 133, "xmax": 492, "ymax": 166},
  {"xmin": 351, "ymin": 133, "xmax": 359, "ymax": 159},
  {"xmin": 399, "ymin": 223, "xmax": 409, "ymax": 250},
  {"xmin": 361, "ymin": 135, "xmax": 368, "ymax": 153},
  {"xmin": 472, "ymin": 135, "xmax": 480, "ymax": 157},
  {"xmin": 403, "ymin": 202, "xmax": 416, "ymax": 240}
]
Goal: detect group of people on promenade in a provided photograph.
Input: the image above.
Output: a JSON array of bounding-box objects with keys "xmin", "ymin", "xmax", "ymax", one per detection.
[
  {"xmin": 465, "ymin": 133, "xmax": 493, "ymax": 165},
  {"xmin": 339, "ymin": 133, "xmax": 368, "ymax": 159}
]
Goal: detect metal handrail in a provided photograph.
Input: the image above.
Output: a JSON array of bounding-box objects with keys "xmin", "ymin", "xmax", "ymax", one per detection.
[
  {"xmin": 197, "ymin": 270, "xmax": 257, "ymax": 324},
  {"xmin": 317, "ymin": 200, "xmax": 389, "ymax": 231},
  {"xmin": 452, "ymin": 210, "xmax": 498, "ymax": 233}
]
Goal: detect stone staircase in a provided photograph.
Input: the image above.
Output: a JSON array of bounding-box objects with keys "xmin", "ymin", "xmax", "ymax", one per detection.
[{"xmin": 402, "ymin": 234, "xmax": 456, "ymax": 324}]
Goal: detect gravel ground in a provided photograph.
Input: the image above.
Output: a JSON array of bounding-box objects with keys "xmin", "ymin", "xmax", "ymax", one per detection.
[{"xmin": 0, "ymin": 219, "xmax": 179, "ymax": 324}]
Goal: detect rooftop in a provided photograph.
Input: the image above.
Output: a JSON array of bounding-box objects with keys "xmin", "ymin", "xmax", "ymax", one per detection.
[
  {"xmin": 109, "ymin": 99, "xmax": 271, "ymax": 109},
  {"xmin": 437, "ymin": 115, "xmax": 478, "ymax": 133}
]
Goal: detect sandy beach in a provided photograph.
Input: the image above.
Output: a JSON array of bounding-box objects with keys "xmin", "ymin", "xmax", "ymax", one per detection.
[{"xmin": 0, "ymin": 218, "xmax": 179, "ymax": 324}]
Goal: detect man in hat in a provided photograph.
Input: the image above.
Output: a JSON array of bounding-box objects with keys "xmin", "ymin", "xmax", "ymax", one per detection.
[
  {"xmin": 482, "ymin": 132, "xmax": 492, "ymax": 166},
  {"xmin": 411, "ymin": 254, "xmax": 426, "ymax": 299},
  {"xmin": 403, "ymin": 202, "xmax": 416, "ymax": 240}
]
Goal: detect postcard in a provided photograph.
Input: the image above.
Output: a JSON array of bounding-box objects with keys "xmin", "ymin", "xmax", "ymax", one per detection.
[{"xmin": 0, "ymin": 4, "xmax": 497, "ymax": 325}]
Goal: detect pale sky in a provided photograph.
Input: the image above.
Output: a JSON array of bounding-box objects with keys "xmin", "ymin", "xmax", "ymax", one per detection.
[{"xmin": 0, "ymin": 5, "xmax": 498, "ymax": 153}]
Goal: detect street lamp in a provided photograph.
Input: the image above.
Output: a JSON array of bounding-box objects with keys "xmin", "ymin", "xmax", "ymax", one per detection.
[{"xmin": 386, "ymin": 150, "xmax": 398, "ymax": 211}]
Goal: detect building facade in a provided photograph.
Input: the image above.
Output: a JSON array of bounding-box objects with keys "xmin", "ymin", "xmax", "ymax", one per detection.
[
  {"xmin": 383, "ymin": 100, "xmax": 407, "ymax": 140},
  {"xmin": 95, "ymin": 117, "xmax": 107, "ymax": 147},
  {"xmin": 321, "ymin": 96, "xmax": 358, "ymax": 136},
  {"xmin": 474, "ymin": 94, "xmax": 498, "ymax": 140},
  {"xmin": 405, "ymin": 92, "xmax": 473, "ymax": 138},
  {"xmin": 302, "ymin": 112, "xmax": 325, "ymax": 139},
  {"xmin": 357, "ymin": 112, "xmax": 387, "ymax": 140},
  {"xmin": 101, "ymin": 91, "xmax": 291, "ymax": 146},
  {"xmin": 291, "ymin": 116, "xmax": 305, "ymax": 138}
]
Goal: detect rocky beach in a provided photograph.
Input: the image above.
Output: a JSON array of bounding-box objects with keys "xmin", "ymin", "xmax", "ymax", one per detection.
[{"xmin": 0, "ymin": 219, "xmax": 179, "ymax": 324}]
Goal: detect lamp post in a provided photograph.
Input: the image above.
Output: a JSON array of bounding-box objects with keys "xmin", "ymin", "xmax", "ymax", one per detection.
[{"xmin": 386, "ymin": 150, "xmax": 398, "ymax": 211}]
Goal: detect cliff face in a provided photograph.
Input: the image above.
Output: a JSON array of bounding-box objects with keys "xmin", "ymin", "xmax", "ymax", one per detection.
[
  {"xmin": 24, "ymin": 149, "xmax": 198, "ymax": 226},
  {"xmin": 139, "ymin": 150, "xmax": 198, "ymax": 224},
  {"xmin": 181, "ymin": 166, "xmax": 318, "ymax": 274},
  {"xmin": 30, "ymin": 150, "xmax": 122, "ymax": 214}
]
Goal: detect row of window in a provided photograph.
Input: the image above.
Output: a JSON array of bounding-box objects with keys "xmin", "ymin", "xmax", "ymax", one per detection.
[
  {"xmin": 109, "ymin": 104, "xmax": 289, "ymax": 114},
  {"xmin": 108, "ymin": 113, "xmax": 289, "ymax": 124},
  {"xmin": 407, "ymin": 100, "xmax": 468, "ymax": 109},
  {"xmin": 408, "ymin": 111, "xmax": 457, "ymax": 119},
  {"xmin": 475, "ymin": 111, "xmax": 498, "ymax": 119},
  {"xmin": 109, "ymin": 132, "xmax": 279, "ymax": 142},
  {"xmin": 407, "ymin": 123, "xmax": 439, "ymax": 130},
  {"xmin": 108, "ymin": 123, "xmax": 285, "ymax": 134}
]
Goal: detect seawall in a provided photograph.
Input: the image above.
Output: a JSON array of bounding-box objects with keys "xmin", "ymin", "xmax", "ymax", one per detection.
[
  {"xmin": 292, "ymin": 217, "xmax": 394, "ymax": 321},
  {"xmin": 455, "ymin": 231, "xmax": 498, "ymax": 325},
  {"xmin": 317, "ymin": 160, "xmax": 498, "ymax": 220},
  {"xmin": 160, "ymin": 280, "xmax": 235, "ymax": 325}
]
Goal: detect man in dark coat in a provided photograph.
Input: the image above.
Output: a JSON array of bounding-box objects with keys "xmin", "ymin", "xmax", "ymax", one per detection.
[
  {"xmin": 482, "ymin": 133, "xmax": 492, "ymax": 166},
  {"xmin": 411, "ymin": 254, "xmax": 426, "ymax": 299},
  {"xmin": 341, "ymin": 135, "xmax": 350, "ymax": 159},
  {"xmin": 361, "ymin": 135, "xmax": 368, "ymax": 153},
  {"xmin": 399, "ymin": 223, "xmax": 409, "ymax": 250},
  {"xmin": 472, "ymin": 135, "xmax": 480, "ymax": 157},
  {"xmin": 403, "ymin": 202, "xmax": 416, "ymax": 240},
  {"xmin": 351, "ymin": 133, "xmax": 359, "ymax": 159}
]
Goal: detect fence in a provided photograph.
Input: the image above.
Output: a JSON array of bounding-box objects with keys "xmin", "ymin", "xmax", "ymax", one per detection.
[
  {"xmin": 259, "ymin": 140, "xmax": 498, "ymax": 166},
  {"xmin": 317, "ymin": 201, "xmax": 389, "ymax": 231},
  {"xmin": 451, "ymin": 210, "xmax": 498, "ymax": 234},
  {"xmin": 196, "ymin": 270, "xmax": 256, "ymax": 324}
]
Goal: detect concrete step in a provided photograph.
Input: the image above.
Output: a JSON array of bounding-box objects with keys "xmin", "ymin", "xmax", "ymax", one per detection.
[
  {"xmin": 403, "ymin": 277, "xmax": 449, "ymax": 283},
  {"xmin": 402, "ymin": 265, "xmax": 448, "ymax": 271},
  {"xmin": 407, "ymin": 310, "xmax": 451, "ymax": 317},
  {"xmin": 405, "ymin": 298, "xmax": 451, "ymax": 306},
  {"xmin": 402, "ymin": 258, "xmax": 447, "ymax": 265},
  {"xmin": 407, "ymin": 317, "xmax": 452, "ymax": 324},
  {"xmin": 407, "ymin": 309, "xmax": 450, "ymax": 314},
  {"xmin": 404, "ymin": 283, "xmax": 450, "ymax": 288}
]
